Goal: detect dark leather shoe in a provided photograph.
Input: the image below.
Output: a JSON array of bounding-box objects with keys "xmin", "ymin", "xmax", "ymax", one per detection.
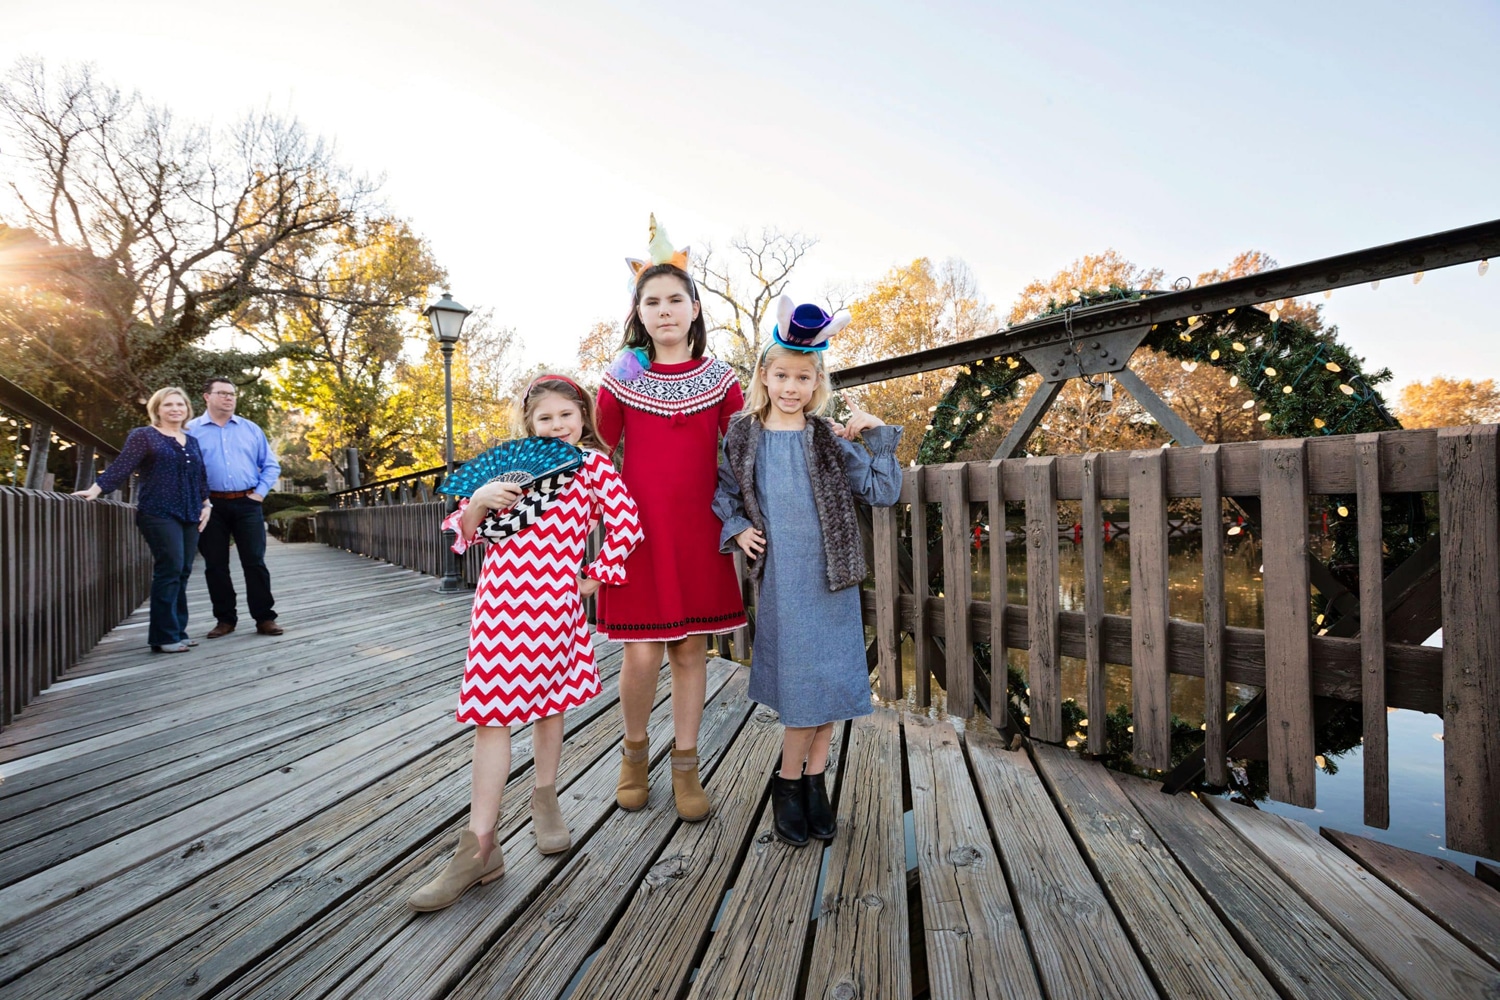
[
  {"xmin": 206, "ymin": 622, "xmax": 235, "ymax": 639},
  {"xmin": 256, "ymin": 620, "xmax": 284, "ymax": 636},
  {"xmin": 771, "ymin": 774, "xmax": 809, "ymax": 847},
  {"xmin": 802, "ymin": 771, "xmax": 836, "ymax": 840}
]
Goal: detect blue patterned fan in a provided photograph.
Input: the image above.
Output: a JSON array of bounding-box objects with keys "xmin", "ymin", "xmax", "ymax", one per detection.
[{"xmin": 437, "ymin": 436, "xmax": 586, "ymax": 498}]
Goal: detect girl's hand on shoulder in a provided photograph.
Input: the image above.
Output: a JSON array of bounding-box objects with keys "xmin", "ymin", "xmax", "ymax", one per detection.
[
  {"xmin": 577, "ymin": 576, "xmax": 601, "ymax": 598},
  {"xmin": 735, "ymin": 525, "xmax": 766, "ymax": 559},
  {"xmin": 841, "ymin": 403, "xmax": 886, "ymax": 439},
  {"xmin": 471, "ymin": 481, "xmax": 524, "ymax": 511}
]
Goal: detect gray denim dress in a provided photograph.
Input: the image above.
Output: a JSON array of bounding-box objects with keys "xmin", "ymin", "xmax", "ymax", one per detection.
[{"xmin": 713, "ymin": 424, "xmax": 903, "ymax": 727}]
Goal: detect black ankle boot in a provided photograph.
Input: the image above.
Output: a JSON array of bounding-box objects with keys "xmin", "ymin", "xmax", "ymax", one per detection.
[
  {"xmin": 771, "ymin": 774, "xmax": 809, "ymax": 847},
  {"xmin": 802, "ymin": 771, "xmax": 836, "ymax": 840}
]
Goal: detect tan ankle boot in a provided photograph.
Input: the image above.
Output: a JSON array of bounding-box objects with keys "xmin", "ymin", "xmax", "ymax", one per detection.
[
  {"xmin": 671, "ymin": 745, "xmax": 710, "ymax": 821},
  {"xmin": 407, "ymin": 829, "xmax": 505, "ymax": 912},
  {"xmin": 616, "ymin": 737, "xmax": 650, "ymax": 810},
  {"xmin": 531, "ymin": 783, "xmax": 571, "ymax": 855}
]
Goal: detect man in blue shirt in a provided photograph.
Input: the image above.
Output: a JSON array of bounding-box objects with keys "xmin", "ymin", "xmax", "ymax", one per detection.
[{"xmin": 187, "ymin": 377, "xmax": 284, "ymax": 638}]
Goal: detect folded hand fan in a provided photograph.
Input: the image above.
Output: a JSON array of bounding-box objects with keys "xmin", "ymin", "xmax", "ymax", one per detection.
[{"xmin": 437, "ymin": 436, "xmax": 585, "ymax": 498}]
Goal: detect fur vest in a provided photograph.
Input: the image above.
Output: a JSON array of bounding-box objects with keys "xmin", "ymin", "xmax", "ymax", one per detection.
[{"xmin": 721, "ymin": 413, "xmax": 865, "ymax": 591}]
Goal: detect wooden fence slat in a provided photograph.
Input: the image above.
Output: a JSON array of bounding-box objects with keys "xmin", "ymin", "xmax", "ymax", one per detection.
[
  {"xmin": 1200, "ymin": 445, "xmax": 1227, "ymax": 786},
  {"xmin": 873, "ymin": 504, "xmax": 902, "ymax": 702},
  {"xmin": 1025, "ymin": 457, "xmax": 1060, "ymax": 743},
  {"xmin": 910, "ymin": 472, "xmax": 931, "ymax": 708},
  {"xmin": 1436, "ymin": 424, "xmax": 1500, "ymax": 859},
  {"xmin": 1355, "ymin": 433, "xmax": 1389, "ymax": 828},
  {"xmin": 1260, "ymin": 440, "xmax": 1316, "ymax": 808},
  {"xmin": 1128, "ymin": 449, "xmax": 1171, "ymax": 769},
  {"xmin": 985, "ymin": 460, "xmax": 1010, "ymax": 732},
  {"xmin": 940, "ymin": 464, "xmax": 973, "ymax": 718},
  {"xmin": 1081, "ymin": 452, "xmax": 1105, "ymax": 755}
]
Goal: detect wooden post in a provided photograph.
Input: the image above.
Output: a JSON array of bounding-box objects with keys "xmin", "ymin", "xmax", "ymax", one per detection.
[
  {"xmin": 1129, "ymin": 449, "xmax": 1171, "ymax": 769},
  {"xmin": 985, "ymin": 460, "xmax": 1011, "ymax": 732},
  {"xmin": 910, "ymin": 472, "xmax": 931, "ymax": 708},
  {"xmin": 1082, "ymin": 452, "xmax": 1106, "ymax": 755},
  {"xmin": 1355, "ymin": 433, "xmax": 1389, "ymax": 828},
  {"xmin": 1025, "ymin": 456, "xmax": 1060, "ymax": 742},
  {"xmin": 1199, "ymin": 445, "xmax": 1228, "ymax": 786},
  {"xmin": 74, "ymin": 444, "xmax": 95, "ymax": 490},
  {"xmin": 1261, "ymin": 440, "xmax": 1316, "ymax": 808},
  {"xmin": 23, "ymin": 421, "xmax": 50, "ymax": 490},
  {"xmin": 940, "ymin": 464, "xmax": 972, "ymax": 718},
  {"xmin": 1437, "ymin": 425, "xmax": 1500, "ymax": 859},
  {"xmin": 873, "ymin": 503, "xmax": 903, "ymax": 702}
]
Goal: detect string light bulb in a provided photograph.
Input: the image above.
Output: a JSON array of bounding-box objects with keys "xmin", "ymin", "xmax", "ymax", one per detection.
[
  {"xmin": 1413, "ymin": 271, "xmax": 1424, "ymax": 284},
  {"xmin": 1323, "ymin": 289, "xmax": 1333, "ymax": 299},
  {"xmin": 1371, "ymin": 279, "xmax": 1380, "ymax": 290},
  {"xmin": 1265, "ymin": 367, "xmax": 1278, "ymax": 377},
  {"xmin": 1269, "ymin": 308, "xmax": 1280, "ymax": 323},
  {"xmin": 1230, "ymin": 375, "xmax": 1240, "ymax": 387},
  {"xmin": 1325, "ymin": 361, "xmax": 1342, "ymax": 372},
  {"xmin": 1210, "ymin": 349, "xmax": 1221, "ymax": 360},
  {"xmin": 1340, "ymin": 384, "xmax": 1356, "ymax": 395},
  {"xmin": 1314, "ymin": 417, "xmax": 1326, "ymax": 428},
  {"xmin": 1258, "ymin": 412, "xmax": 1273, "ymax": 422},
  {"xmin": 1481, "ymin": 260, "xmax": 1490, "ymax": 277}
]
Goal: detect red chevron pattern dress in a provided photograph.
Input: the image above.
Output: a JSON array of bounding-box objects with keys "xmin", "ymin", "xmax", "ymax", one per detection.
[{"xmin": 441, "ymin": 450, "xmax": 642, "ymax": 727}]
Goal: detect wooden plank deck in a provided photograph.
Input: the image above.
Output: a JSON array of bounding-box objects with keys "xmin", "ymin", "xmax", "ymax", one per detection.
[{"xmin": 2, "ymin": 541, "xmax": 1497, "ymax": 1000}]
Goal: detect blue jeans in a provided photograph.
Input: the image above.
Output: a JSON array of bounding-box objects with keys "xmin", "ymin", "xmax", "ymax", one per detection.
[{"xmin": 136, "ymin": 513, "xmax": 199, "ymax": 647}]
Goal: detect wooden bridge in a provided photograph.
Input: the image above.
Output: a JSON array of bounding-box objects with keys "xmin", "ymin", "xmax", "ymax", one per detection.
[{"xmin": 3, "ymin": 540, "xmax": 1499, "ymax": 1000}]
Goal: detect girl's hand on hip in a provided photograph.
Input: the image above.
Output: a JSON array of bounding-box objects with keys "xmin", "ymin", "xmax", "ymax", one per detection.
[
  {"xmin": 471, "ymin": 481, "xmax": 524, "ymax": 511},
  {"xmin": 577, "ymin": 576, "xmax": 601, "ymax": 598},
  {"xmin": 735, "ymin": 526, "xmax": 766, "ymax": 559}
]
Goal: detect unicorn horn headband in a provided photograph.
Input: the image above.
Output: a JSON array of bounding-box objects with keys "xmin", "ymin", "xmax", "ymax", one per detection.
[{"xmin": 624, "ymin": 213, "xmax": 692, "ymax": 279}]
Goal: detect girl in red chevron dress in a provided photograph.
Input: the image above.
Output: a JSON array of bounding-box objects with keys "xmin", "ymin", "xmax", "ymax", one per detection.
[
  {"xmin": 408, "ymin": 375, "xmax": 642, "ymax": 913},
  {"xmin": 594, "ymin": 216, "xmax": 747, "ymax": 824}
]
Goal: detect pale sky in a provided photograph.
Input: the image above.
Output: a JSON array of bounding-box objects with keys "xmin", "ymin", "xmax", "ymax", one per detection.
[{"xmin": 3, "ymin": 0, "xmax": 1497, "ymax": 391}]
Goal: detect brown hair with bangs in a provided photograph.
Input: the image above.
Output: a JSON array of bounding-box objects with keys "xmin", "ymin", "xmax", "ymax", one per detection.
[{"xmin": 513, "ymin": 376, "xmax": 607, "ymax": 452}]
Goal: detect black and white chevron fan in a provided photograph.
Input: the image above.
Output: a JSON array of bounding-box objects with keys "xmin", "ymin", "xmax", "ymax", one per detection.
[{"xmin": 474, "ymin": 467, "xmax": 578, "ymax": 542}]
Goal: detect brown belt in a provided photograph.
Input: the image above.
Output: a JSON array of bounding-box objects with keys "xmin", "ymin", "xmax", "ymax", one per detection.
[{"xmin": 210, "ymin": 490, "xmax": 254, "ymax": 500}]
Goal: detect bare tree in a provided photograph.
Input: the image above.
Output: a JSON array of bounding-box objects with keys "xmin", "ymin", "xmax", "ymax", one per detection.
[{"xmin": 693, "ymin": 227, "xmax": 817, "ymax": 379}]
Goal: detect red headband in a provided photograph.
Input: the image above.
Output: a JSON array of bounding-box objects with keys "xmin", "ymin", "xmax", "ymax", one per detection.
[{"xmin": 526, "ymin": 373, "xmax": 586, "ymax": 399}]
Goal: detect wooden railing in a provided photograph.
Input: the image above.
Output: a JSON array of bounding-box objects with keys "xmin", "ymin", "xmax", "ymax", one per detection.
[
  {"xmin": 0, "ymin": 489, "xmax": 151, "ymax": 731},
  {"xmin": 870, "ymin": 426, "xmax": 1497, "ymax": 859}
]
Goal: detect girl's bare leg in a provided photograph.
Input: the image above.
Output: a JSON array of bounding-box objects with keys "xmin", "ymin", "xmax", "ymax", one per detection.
[
  {"xmin": 667, "ymin": 634, "xmax": 708, "ymax": 750},
  {"xmin": 780, "ymin": 726, "xmax": 818, "ymax": 778},
  {"xmin": 806, "ymin": 722, "xmax": 836, "ymax": 774},
  {"xmin": 620, "ymin": 640, "xmax": 665, "ymax": 741},
  {"xmin": 532, "ymin": 712, "xmax": 564, "ymax": 787},
  {"xmin": 468, "ymin": 724, "xmax": 511, "ymax": 862}
]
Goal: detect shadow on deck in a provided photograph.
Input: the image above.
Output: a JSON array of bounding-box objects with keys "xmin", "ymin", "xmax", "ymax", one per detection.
[{"xmin": 1, "ymin": 542, "xmax": 1497, "ymax": 1000}]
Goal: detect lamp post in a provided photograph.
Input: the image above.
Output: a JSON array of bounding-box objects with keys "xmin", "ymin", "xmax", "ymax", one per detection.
[{"xmin": 425, "ymin": 291, "xmax": 472, "ymax": 593}]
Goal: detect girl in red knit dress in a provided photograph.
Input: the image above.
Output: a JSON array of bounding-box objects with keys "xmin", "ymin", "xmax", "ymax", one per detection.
[
  {"xmin": 595, "ymin": 217, "xmax": 747, "ymax": 822},
  {"xmin": 408, "ymin": 376, "xmax": 642, "ymax": 912}
]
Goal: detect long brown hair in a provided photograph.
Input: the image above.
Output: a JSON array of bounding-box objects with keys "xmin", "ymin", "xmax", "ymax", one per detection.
[
  {"xmin": 622, "ymin": 264, "xmax": 707, "ymax": 360},
  {"xmin": 513, "ymin": 376, "xmax": 607, "ymax": 452}
]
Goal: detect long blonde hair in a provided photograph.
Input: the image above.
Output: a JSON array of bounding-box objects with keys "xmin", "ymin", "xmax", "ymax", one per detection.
[
  {"xmin": 743, "ymin": 345, "xmax": 831, "ymax": 423},
  {"xmin": 146, "ymin": 387, "xmax": 193, "ymax": 428},
  {"xmin": 512, "ymin": 376, "xmax": 606, "ymax": 452}
]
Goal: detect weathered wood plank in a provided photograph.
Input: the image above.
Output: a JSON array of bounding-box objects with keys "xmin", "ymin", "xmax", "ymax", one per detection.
[
  {"xmin": 1129, "ymin": 448, "xmax": 1171, "ymax": 769},
  {"xmin": 1322, "ymin": 827, "xmax": 1500, "ymax": 969},
  {"xmin": 1206, "ymin": 797, "xmax": 1500, "ymax": 997},
  {"xmin": 940, "ymin": 464, "xmax": 973, "ymax": 718},
  {"xmin": 1437, "ymin": 424, "xmax": 1500, "ymax": 859},
  {"xmin": 1200, "ymin": 445, "xmax": 1227, "ymax": 786},
  {"xmin": 1354, "ymin": 433, "xmax": 1389, "ymax": 828},
  {"xmin": 566, "ymin": 705, "xmax": 784, "ymax": 999},
  {"xmin": 1260, "ymin": 440, "xmax": 1316, "ymax": 808},
  {"xmin": 911, "ymin": 473, "xmax": 931, "ymax": 708},
  {"xmin": 686, "ymin": 722, "xmax": 849, "ymax": 1000},
  {"xmin": 1479, "ymin": 860, "xmax": 1500, "ymax": 895},
  {"xmin": 966, "ymin": 732, "xmax": 1158, "ymax": 1000},
  {"xmin": 907, "ymin": 715, "xmax": 1042, "ymax": 1000},
  {"xmin": 1024, "ymin": 457, "xmax": 1060, "ymax": 743},
  {"xmin": 805, "ymin": 709, "xmax": 910, "ymax": 1000},
  {"xmin": 985, "ymin": 460, "xmax": 1011, "ymax": 732},
  {"xmin": 1117, "ymin": 774, "xmax": 1405, "ymax": 1000},
  {"xmin": 1030, "ymin": 744, "xmax": 1278, "ymax": 1000},
  {"xmin": 874, "ymin": 503, "xmax": 903, "ymax": 701},
  {"xmin": 1081, "ymin": 452, "xmax": 1106, "ymax": 755}
]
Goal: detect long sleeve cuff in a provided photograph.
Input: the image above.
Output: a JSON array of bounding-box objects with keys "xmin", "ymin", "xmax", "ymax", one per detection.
[
  {"xmin": 441, "ymin": 501, "xmax": 479, "ymax": 554},
  {"xmin": 862, "ymin": 424, "xmax": 902, "ymax": 454},
  {"xmin": 718, "ymin": 515, "xmax": 753, "ymax": 554}
]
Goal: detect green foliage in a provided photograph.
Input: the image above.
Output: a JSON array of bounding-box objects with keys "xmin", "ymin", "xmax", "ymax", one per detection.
[{"xmin": 262, "ymin": 491, "xmax": 330, "ymax": 517}]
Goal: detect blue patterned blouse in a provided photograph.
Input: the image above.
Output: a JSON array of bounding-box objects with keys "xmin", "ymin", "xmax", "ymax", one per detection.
[{"xmin": 95, "ymin": 426, "xmax": 211, "ymax": 523}]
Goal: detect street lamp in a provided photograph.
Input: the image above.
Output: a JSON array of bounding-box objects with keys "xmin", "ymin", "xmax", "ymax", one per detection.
[{"xmin": 425, "ymin": 291, "xmax": 472, "ymax": 593}]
